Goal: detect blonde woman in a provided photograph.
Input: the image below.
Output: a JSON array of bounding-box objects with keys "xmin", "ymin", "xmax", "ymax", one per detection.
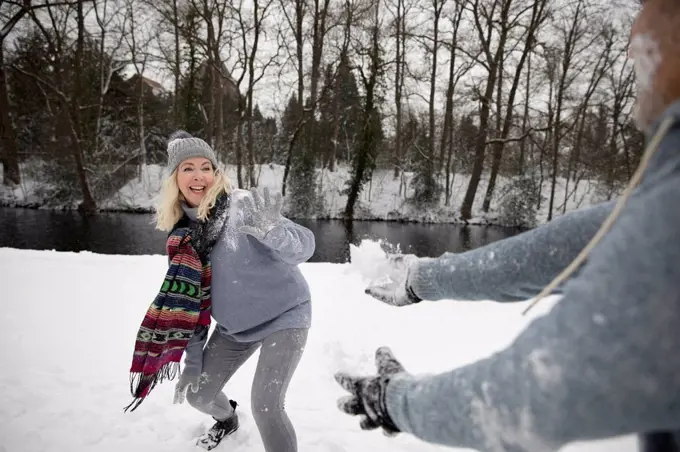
[{"xmin": 129, "ymin": 131, "xmax": 315, "ymax": 452}]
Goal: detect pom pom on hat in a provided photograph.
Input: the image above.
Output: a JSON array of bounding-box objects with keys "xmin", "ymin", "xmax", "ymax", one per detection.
[{"xmin": 168, "ymin": 130, "xmax": 193, "ymax": 144}]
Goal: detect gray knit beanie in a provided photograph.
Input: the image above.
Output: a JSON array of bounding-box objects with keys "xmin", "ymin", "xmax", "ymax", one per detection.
[{"xmin": 166, "ymin": 130, "xmax": 218, "ymax": 173}]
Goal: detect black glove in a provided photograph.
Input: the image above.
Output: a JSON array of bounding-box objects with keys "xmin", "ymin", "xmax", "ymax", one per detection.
[{"xmin": 334, "ymin": 347, "xmax": 407, "ymax": 435}]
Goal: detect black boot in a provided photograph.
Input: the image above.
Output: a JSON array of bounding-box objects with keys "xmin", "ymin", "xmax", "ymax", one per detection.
[
  {"xmin": 639, "ymin": 431, "xmax": 680, "ymax": 452},
  {"xmin": 197, "ymin": 400, "xmax": 239, "ymax": 451}
]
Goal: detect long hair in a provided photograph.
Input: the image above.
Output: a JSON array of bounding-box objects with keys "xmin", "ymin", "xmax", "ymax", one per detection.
[{"xmin": 154, "ymin": 166, "xmax": 232, "ymax": 232}]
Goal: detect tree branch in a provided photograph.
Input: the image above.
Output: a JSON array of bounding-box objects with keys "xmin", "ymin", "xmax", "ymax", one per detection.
[
  {"xmin": 485, "ymin": 127, "xmax": 549, "ymax": 145},
  {"xmin": 10, "ymin": 64, "xmax": 69, "ymax": 101}
]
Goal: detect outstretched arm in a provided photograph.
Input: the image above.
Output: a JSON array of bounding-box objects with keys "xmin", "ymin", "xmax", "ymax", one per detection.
[
  {"xmin": 384, "ymin": 177, "xmax": 680, "ymax": 450},
  {"xmin": 368, "ymin": 200, "xmax": 614, "ymax": 306},
  {"xmin": 408, "ymin": 200, "xmax": 614, "ymax": 302}
]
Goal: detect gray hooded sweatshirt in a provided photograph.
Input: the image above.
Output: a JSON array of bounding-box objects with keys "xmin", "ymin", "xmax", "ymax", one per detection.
[
  {"xmin": 182, "ymin": 189, "xmax": 315, "ymax": 376},
  {"xmin": 385, "ymin": 100, "xmax": 680, "ymax": 451}
]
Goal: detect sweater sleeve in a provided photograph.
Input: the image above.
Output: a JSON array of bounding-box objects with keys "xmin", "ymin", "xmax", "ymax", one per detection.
[
  {"xmin": 259, "ymin": 218, "xmax": 316, "ymax": 265},
  {"xmin": 384, "ymin": 175, "xmax": 680, "ymax": 452},
  {"xmin": 182, "ymin": 326, "xmax": 208, "ymax": 376},
  {"xmin": 408, "ymin": 200, "xmax": 614, "ymax": 302}
]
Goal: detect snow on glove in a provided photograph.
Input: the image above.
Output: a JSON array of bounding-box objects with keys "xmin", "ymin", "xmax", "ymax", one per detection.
[
  {"xmin": 238, "ymin": 187, "xmax": 283, "ymax": 240},
  {"xmin": 334, "ymin": 347, "xmax": 406, "ymax": 436},
  {"xmin": 173, "ymin": 373, "xmax": 201, "ymax": 405},
  {"xmin": 365, "ymin": 254, "xmax": 422, "ymax": 307}
]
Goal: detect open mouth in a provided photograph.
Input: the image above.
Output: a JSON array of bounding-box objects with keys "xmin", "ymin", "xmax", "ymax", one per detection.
[{"xmin": 190, "ymin": 186, "xmax": 205, "ymax": 194}]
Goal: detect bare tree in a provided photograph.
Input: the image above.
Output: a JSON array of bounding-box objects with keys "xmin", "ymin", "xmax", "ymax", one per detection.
[
  {"xmin": 230, "ymin": 0, "xmax": 280, "ymax": 188},
  {"xmin": 546, "ymin": 0, "xmax": 597, "ymax": 221},
  {"xmin": 440, "ymin": 0, "xmax": 472, "ymax": 205},
  {"xmin": 481, "ymin": 0, "xmax": 549, "ymax": 212},
  {"xmin": 93, "ymin": 0, "xmax": 127, "ymax": 154},
  {"xmin": 1, "ymin": 0, "xmax": 73, "ymax": 186},
  {"xmin": 603, "ymin": 40, "xmax": 635, "ymax": 198},
  {"xmin": 121, "ymin": 0, "xmax": 156, "ymax": 175},
  {"xmin": 145, "ymin": 0, "xmax": 184, "ymax": 128},
  {"xmin": 459, "ymin": 0, "xmax": 514, "ymax": 220},
  {"xmin": 197, "ymin": 0, "xmax": 230, "ymax": 153},
  {"xmin": 14, "ymin": 1, "xmax": 96, "ymax": 212},
  {"xmin": 344, "ymin": 0, "xmax": 383, "ymax": 220},
  {"xmin": 427, "ymin": 0, "xmax": 446, "ymax": 179},
  {"xmin": 308, "ymin": 0, "xmax": 332, "ymax": 140},
  {"xmin": 384, "ymin": 0, "xmax": 414, "ymax": 181},
  {"xmin": 0, "ymin": 0, "xmax": 26, "ymax": 185},
  {"xmin": 279, "ymin": 0, "xmax": 306, "ymax": 196},
  {"xmin": 324, "ymin": 0, "xmax": 356, "ymax": 172},
  {"xmin": 562, "ymin": 23, "xmax": 614, "ymax": 213},
  {"xmin": 518, "ymin": 47, "xmax": 531, "ymax": 174},
  {"xmin": 285, "ymin": 0, "xmax": 333, "ymax": 215}
]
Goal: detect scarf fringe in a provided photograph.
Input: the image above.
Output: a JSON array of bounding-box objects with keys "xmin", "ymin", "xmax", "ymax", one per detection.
[{"xmin": 124, "ymin": 362, "xmax": 181, "ymax": 413}]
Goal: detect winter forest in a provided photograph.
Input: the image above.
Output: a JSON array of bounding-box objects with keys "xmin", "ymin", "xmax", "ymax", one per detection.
[{"xmin": 0, "ymin": 0, "xmax": 643, "ymax": 227}]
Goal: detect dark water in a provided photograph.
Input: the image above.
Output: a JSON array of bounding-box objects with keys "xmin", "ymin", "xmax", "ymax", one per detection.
[{"xmin": 0, "ymin": 207, "xmax": 522, "ymax": 262}]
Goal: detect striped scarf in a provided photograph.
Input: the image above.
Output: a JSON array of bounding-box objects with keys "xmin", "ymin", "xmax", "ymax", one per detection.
[{"xmin": 125, "ymin": 193, "xmax": 230, "ymax": 412}]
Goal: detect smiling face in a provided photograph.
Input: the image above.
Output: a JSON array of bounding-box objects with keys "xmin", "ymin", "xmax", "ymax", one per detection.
[
  {"xmin": 176, "ymin": 157, "xmax": 215, "ymax": 207},
  {"xmin": 629, "ymin": 0, "xmax": 680, "ymax": 130}
]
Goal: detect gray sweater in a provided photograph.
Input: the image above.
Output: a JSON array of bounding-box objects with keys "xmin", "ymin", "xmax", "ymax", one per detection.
[
  {"xmin": 386, "ymin": 101, "xmax": 680, "ymax": 451},
  {"xmin": 182, "ymin": 189, "xmax": 315, "ymax": 376}
]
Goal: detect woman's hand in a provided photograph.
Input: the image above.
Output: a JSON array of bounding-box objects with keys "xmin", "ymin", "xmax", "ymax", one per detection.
[
  {"xmin": 173, "ymin": 373, "xmax": 201, "ymax": 404},
  {"xmin": 238, "ymin": 187, "xmax": 283, "ymax": 240}
]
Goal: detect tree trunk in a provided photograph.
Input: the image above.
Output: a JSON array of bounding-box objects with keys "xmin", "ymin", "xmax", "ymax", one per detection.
[
  {"xmin": 548, "ymin": 75, "xmax": 566, "ymax": 221},
  {"xmin": 548, "ymin": 0, "xmax": 586, "ymax": 221},
  {"xmin": 460, "ymin": 0, "xmax": 511, "ymax": 220},
  {"xmin": 236, "ymin": 117, "xmax": 244, "ymax": 188},
  {"xmin": 308, "ymin": 0, "xmax": 330, "ymax": 162},
  {"xmin": 328, "ymin": 60, "xmax": 343, "ymax": 172},
  {"xmin": 246, "ymin": 0, "xmax": 262, "ymax": 188},
  {"xmin": 563, "ymin": 33, "xmax": 611, "ymax": 213},
  {"xmin": 281, "ymin": 0, "xmax": 305, "ymax": 195},
  {"xmin": 564, "ymin": 107, "xmax": 588, "ymax": 213},
  {"xmin": 440, "ymin": 15, "xmax": 459, "ymax": 198},
  {"xmin": 172, "ymin": 0, "xmax": 181, "ymax": 127},
  {"xmin": 203, "ymin": 0, "xmax": 217, "ymax": 147},
  {"xmin": 519, "ymin": 52, "xmax": 531, "ymax": 175},
  {"xmin": 483, "ymin": 0, "xmax": 546, "ymax": 212},
  {"xmin": 429, "ymin": 0, "xmax": 442, "ymax": 179},
  {"xmin": 441, "ymin": 3, "xmax": 465, "ymax": 204},
  {"xmin": 246, "ymin": 91, "xmax": 255, "ymax": 188},
  {"xmin": 72, "ymin": 0, "xmax": 96, "ymax": 213},
  {"xmin": 0, "ymin": 43, "xmax": 20, "ymax": 185},
  {"xmin": 344, "ymin": 2, "xmax": 379, "ymax": 220},
  {"xmin": 393, "ymin": 0, "xmax": 404, "ymax": 179},
  {"xmin": 482, "ymin": 56, "xmax": 504, "ymax": 213},
  {"xmin": 281, "ymin": 120, "xmax": 303, "ymax": 196},
  {"xmin": 138, "ymin": 85, "xmax": 146, "ymax": 168},
  {"xmin": 444, "ymin": 116, "xmax": 456, "ymax": 206}
]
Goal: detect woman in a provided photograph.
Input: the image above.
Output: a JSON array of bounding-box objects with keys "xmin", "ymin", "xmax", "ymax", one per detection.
[{"xmin": 127, "ymin": 131, "xmax": 315, "ymax": 452}]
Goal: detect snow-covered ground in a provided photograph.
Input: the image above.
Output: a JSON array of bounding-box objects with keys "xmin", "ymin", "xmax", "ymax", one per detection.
[
  {"xmin": 0, "ymin": 242, "xmax": 636, "ymax": 452},
  {"xmin": 1, "ymin": 163, "xmax": 603, "ymax": 226}
]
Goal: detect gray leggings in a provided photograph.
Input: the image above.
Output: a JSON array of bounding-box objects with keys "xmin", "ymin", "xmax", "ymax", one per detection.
[{"xmin": 186, "ymin": 327, "xmax": 308, "ymax": 452}]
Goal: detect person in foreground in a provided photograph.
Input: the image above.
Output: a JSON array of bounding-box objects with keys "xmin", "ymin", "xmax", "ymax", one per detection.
[
  {"xmin": 126, "ymin": 131, "xmax": 315, "ymax": 452},
  {"xmin": 334, "ymin": 1, "xmax": 680, "ymax": 451}
]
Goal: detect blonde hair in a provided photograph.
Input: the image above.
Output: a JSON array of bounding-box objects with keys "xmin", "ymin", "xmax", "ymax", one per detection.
[{"xmin": 154, "ymin": 166, "xmax": 232, "ymax": 232}]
